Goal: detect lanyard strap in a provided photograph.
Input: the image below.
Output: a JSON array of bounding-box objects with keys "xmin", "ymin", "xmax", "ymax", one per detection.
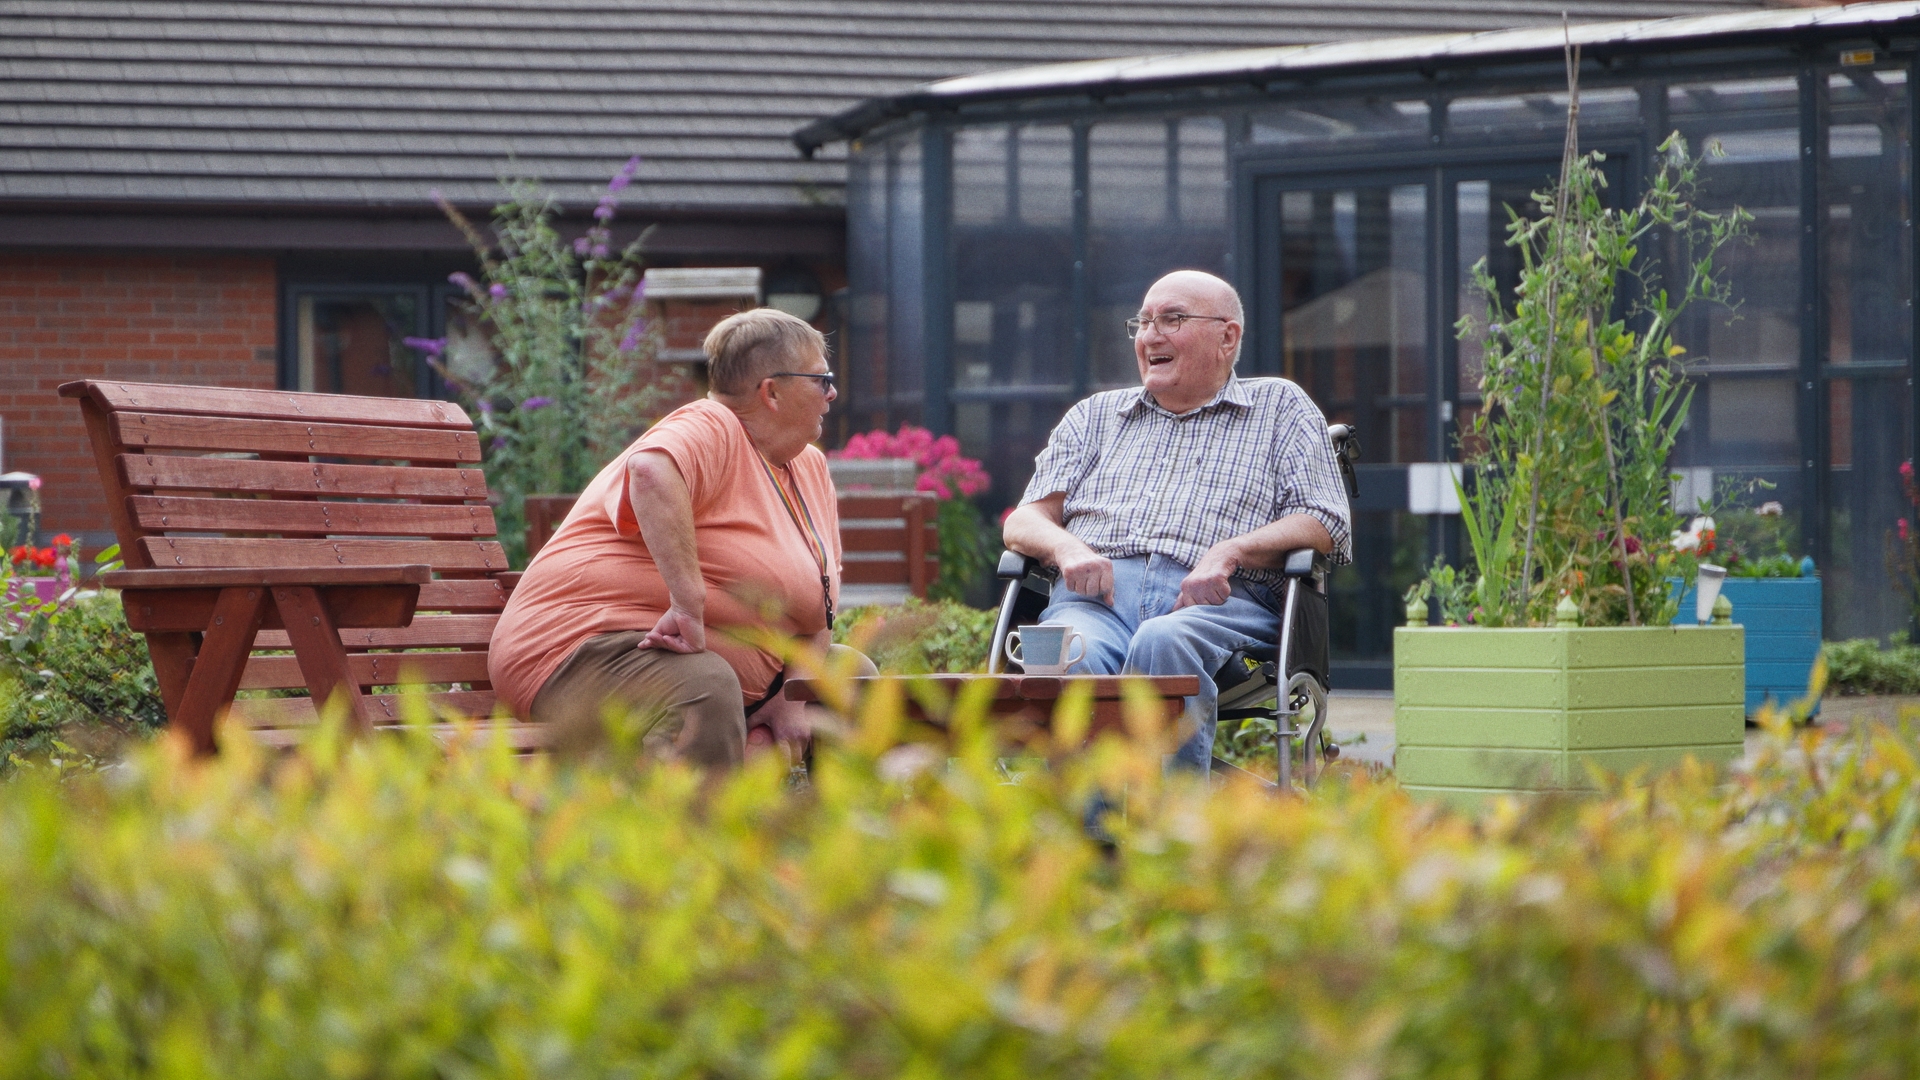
[{"xmin": 758, "ymin": 456, "xmax": 835, "ymax": 630}]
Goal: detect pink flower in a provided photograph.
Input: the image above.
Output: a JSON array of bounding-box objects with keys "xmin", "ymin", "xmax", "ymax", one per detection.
[{"xmin": 1903, "ymin": 460, "xmax": 1914, "ymax": 482}]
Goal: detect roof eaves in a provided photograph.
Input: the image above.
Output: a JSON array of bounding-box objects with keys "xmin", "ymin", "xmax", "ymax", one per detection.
[{"xmin": 793, "ymin": 0, "xmax": 1920, "ymax": 155}]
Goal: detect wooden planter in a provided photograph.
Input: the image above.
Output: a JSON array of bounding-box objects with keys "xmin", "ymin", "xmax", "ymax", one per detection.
[
  {"xmin": 1394, "ymin": 624, "xmax": 1746, "ymax": 807},
  {"xmin": 1673, "ymin": 577, "xmax": 1821, "ymax": 716}
]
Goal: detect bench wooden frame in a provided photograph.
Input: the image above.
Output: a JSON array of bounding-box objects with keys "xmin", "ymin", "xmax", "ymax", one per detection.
[{"xmin": 60, "ymin": 379, "xmax": 533, "ymax": 754}]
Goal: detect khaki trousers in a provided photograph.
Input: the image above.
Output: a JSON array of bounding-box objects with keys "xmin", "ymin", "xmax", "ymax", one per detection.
[{"xmin": 530, "ymin": 632, "xmax": 873, "ymax": 768}]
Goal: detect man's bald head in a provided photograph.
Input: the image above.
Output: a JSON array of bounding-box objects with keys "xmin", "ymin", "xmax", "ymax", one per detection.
[{"xmin": 1148, "ymin": 270, "xmax": 1243, "ymax": 325}]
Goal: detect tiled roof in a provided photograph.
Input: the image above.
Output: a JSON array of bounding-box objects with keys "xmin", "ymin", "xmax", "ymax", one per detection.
[{"xmin": 0, "ymin": 0, "xmax": 1804, "ymax": 214}]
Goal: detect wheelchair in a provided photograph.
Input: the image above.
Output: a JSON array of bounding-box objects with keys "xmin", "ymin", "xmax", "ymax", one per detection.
[{"xmin": 987, "ymin": 424, "xmax": 1360, "ymax": 790}]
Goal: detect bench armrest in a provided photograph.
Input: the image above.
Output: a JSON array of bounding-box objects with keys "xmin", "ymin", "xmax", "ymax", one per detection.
[{"xmin": 103, "ymin": 565, "xmax": 432, "ymax": 590}]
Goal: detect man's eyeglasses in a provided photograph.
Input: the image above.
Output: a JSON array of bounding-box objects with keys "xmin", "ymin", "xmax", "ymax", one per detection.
[
  {"xmin": 769, "ymin": 370, "xmax": 836, "ymax": 390},
  {"xmin": 1125, "ymin": 313, "xmax": 1232, "ymax": 339}
]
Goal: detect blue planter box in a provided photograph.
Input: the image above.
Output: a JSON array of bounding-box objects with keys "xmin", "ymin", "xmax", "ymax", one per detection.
[{"xmin": 1672, "ymin": 576, "xmax": 1822, "ymax": 715}]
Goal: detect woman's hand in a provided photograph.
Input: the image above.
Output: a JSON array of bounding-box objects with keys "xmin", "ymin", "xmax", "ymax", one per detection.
[
  {"xmin": 748, "ymin": 692, "xmax": 811, "ymax": 763},
  {"xmin": 639, "ymin": 603, "xmax": 706, "ymax": 652}
]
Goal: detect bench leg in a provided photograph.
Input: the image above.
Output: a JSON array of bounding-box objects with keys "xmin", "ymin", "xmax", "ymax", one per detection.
[
  {"xmin": 171, "ymin": 587, "xmax": 269, "ymax": 756},
  {"xmin": 145, "ymin": 631, "xmax": 196, "ymax": 722},
  {"xmin": 273, "ymin": 585, "xmax": 371, "ymax": 735}
]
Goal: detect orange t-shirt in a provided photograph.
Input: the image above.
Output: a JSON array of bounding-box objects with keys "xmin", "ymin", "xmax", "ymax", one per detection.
[{"xmin": 487, "ymin": 399, "xmax": 842, "ymax": 717}]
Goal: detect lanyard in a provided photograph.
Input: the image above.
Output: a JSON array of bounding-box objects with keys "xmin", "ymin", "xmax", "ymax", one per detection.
[{"xmin": 758, "ymin": 456, "xmax": 835, "ymax": 631}]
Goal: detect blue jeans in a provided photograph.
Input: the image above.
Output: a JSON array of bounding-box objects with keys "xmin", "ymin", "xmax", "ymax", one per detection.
[{"xmin": 1040, "ymin": 554, "xmax": 1282, "ymax": 772}]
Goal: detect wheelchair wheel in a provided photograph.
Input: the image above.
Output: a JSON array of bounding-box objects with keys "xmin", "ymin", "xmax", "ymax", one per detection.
[{"xmin": 1283, "ymin": 673, "xmax": 1335, "ymax": 789}]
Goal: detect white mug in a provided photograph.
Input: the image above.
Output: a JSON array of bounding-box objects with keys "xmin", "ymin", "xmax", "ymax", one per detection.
[{"xmin": 1005, "ymin": 623, "xmax": 1086, "ymax": 675}]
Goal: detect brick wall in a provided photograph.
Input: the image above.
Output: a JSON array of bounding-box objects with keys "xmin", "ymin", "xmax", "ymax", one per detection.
[{"xmin": 0, "ymin": 253, "xmax": 277, "ymax": 537}]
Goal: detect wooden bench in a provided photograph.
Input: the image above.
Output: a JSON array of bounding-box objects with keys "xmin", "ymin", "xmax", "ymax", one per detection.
[
  {"xmin": 60, "ymin": 379, "xmax": 539, "ymax": 754},
  {"xmin": 521, "ymin": 490, "xmax": 940, "ymax": 604}
]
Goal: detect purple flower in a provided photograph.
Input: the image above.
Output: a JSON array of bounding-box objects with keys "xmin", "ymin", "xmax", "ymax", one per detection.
[
  {"xmin": 489, "ymin": 283, "xmax": 508, "ymax": 300},
  {"xmin": 490, "ymin": 435, "xmax": 507, "ymax": 451},
  {"xmin": 590, "ymin": 244, "xmax": 608, "ymax": 260},
  {"xmin": 449, "ymin": 272, "xmax": 475, "ymax": 289},
  {"xmin": 593, "ymin": 198, "xmax": 616, "ymax": 223},
  {"xmin": 607, "ymin": 155, "xmax": 640, "ymax": 193},
  {"xmin": 476, "ymin": 399, "xmax": 494, "ymax": 414},
  {"xmin": 520, "ymin": 396, "xmax": 554, "ymax": 411},
  {"xmin": 573, "ymin": 237, "xmax": 591, "ymax": 257},
  {"xmin": 619, "ymin": 318, "xmax": 648, "ymax": 352},
  {"xmin": 632, "ymin": 277, "xmax": 647, "ymax": 303},
  {"xmin": 402, "ymin": 336, "xmax": 445, "ymax": 357}
]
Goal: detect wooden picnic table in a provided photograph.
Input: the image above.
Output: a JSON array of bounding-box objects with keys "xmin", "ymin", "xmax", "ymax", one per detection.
[{"xmin": 783, "ymin": 673, "xmax": 1199, "ymax": 747}]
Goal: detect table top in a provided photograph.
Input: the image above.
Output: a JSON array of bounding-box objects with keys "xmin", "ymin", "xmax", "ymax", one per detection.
[{"xmin": 783, "ymin": 673, "xmax": 1199, "ymax": 703}]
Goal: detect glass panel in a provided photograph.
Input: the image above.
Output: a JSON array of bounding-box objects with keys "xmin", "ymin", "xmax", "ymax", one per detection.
[
  {"xmin": 845, "ymin": 143, "xmax": 891, "ymax": 433},
  {"xmin": 1279, "ymin": 181, "xmax": 1429, "ymax": 671},
  {"xmin": 886, "ymin": 135, "xmax": 925, "ymax": 425},
  {"xmin": 1445, "ymin": 86, "xmax": 1641, "ymax": 144},
  {"xmin": 1666, "ymin": 75, "xmax": 1806, "ymax": 537},
  {"xmin": 1454, "ymin": 175, "xmax": 1551, "ymax": 404},
  {"xmin": 1825, "ymin": 68, "xmax": 1912, "ymax": 640},
  {"xmin": 1087, "ymin": 118, "xmax": 1231, "ymax": 392},
  {"xmin": 1247, "ymin": 98, "xmax": 1429, "ymax": 154},
  {"xmin": 295, "ymin": 292, "xmax": 422, "ymax": 397},
  {"xmin": 1280, "ymin": 183, "xmax": 1429, "ymax": 463},
  {"xmin": 949, "ymin": 123, "xmax": 1075, "ymax": 505}
]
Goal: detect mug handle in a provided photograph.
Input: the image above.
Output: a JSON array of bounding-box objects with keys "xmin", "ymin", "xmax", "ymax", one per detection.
[
  {"xmin": 1005, "ymin": 630, "xmax": 1023, "ymax": 664},
  {"xmin": 1063, "ymin": 630, "xmax": 1086, "ymax": 667}
]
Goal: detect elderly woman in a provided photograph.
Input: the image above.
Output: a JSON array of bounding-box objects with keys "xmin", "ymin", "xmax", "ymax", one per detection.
[{"xmin": 488, "ymin": 308, "xmax": 869, "ymax": 766}]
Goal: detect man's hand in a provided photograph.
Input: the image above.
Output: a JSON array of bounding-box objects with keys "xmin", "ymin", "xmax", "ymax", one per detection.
[
  {"xmin": 639, "ymin": 602, "xmax": 706, "ymax": 652},
  {"xmin": 1175, "ymin": 541, "xmax": 1240, "ymax": 609},
  {"xmin": 1057, "ymin": 544, "xmax": 1115, "ymax": 606}
]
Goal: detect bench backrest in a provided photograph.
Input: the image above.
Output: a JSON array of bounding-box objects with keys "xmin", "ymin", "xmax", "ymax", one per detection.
[
  {"xmin": 838, "ymin": 493, "xmax": 939, "ymax": 599},
  {"xmin": 59, "ymin": 380, "xmax": 512, "ymax": 737}
]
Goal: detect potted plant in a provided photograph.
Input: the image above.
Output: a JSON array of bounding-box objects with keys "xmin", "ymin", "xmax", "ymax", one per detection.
[
  {"xmin": 1671, "ymin": 495, "xmax": 1820, "ymax": 717},
  {"xmin": 830, "ymin": 424, "xmax": 993, "ymax": 602},
  {"xmin": 1395, "ymin": 79, "xmax": 1752, "ymax": 805},
  {"xmin": 5, "ymin": 533, "xmax": 77, "ymax": 610}
]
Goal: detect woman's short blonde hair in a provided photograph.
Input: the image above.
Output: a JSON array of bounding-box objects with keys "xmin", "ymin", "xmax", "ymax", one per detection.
[{"xmin": 703, "ymin": 308, "xmax": 826, "ymax": 395}]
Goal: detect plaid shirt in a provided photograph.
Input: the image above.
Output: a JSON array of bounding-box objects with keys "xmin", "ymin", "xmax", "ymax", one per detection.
[{"xmin": 1021, "ymin": 376, "xmax": 1352, "ymax": 582}]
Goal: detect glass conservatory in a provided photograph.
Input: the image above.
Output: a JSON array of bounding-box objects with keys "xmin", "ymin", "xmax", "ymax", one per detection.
[{"xmin": 801, "ymin": 3, "xmax": 1920, "ymax": 686}]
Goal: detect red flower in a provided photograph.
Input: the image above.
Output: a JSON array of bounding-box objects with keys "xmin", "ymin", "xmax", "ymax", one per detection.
[
  {"xmin": 31, "ymin": 548, "xmax": 55, "ymax": 568},
  {"xmin": 8, "ymin": 546, "xmax": 27, "ymax": 565},
  {"xmin": 50, "ymin": 533, "xmax": 72, "ymax": 547}
]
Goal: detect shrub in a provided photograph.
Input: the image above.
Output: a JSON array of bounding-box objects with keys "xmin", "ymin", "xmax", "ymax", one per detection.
[
  {"xmin": 1, "ymin": 589, "xmax": 166, "ymax": 777},
  {"xmin": 834, "ymin": 597, "xmax": 995, "ymax": 673},
  {"xmin": 1823, "ymin": 637, "xmax": 1920, "ymax": 696},
  {"xmin": 421, "ymin": 160, "xmax": 691, "ymax": 566},
  {"xmin": 2, "ymin": 692, "xmax": 1920, "ymax": 1076}
]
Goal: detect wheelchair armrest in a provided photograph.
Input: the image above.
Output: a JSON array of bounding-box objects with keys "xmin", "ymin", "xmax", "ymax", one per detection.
[
  {"xmin": 996, "ymin": 549, "xmax": 1058, "ymax": 583},
  {"xmin": 1281, "ymin": 548, "xmax": 1329, "ymax": 579}
]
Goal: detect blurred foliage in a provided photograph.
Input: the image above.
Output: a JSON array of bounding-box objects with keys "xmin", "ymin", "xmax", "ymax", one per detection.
[
  {"xmin": 1823, "ymin": 637, "xmax": 1920, "ymax": 696},
  {"xmin": 1, "ymin": 589, "xmax": 166, "ymax": 779},
  {"xmin": 835, "ymin": 597, "xmax": 995, "ymax": 674},
  {"xmin": 3, "ymin": 684, "xmax": 1920, "ymax": 1076}
]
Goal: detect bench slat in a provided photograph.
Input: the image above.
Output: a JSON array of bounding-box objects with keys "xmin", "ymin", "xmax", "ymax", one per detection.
[
  {"xmin": 244, "ymin": 719, "xmax": 549, "ymax": 752},
  {"xmin": 240, "ymin": 650, "xmax": 493, "ymax": 691},
  {"xmin": 122, "ymin": 582, "xmax": 419, "ymax": 632},
  {"xmin": 128, "ymin": 495, "xmax": 496, "ymax": 538},
  {"xmin": 416, "ymin": 578, "xmax": 511, "ymax": 612},
  {"xmin": 110, "ymin": 412, "xmax": 482, "ymax": 463},
  {"xmin": 140, "ymin": 536, "xmax": 508, "ymax": 574},
  {"xmin": 118, "ymin": 455, "xmax": 490, "ymax": 502},
  {"xmin": 837, "ymin": 494, "xmax": 936, "ymax": 516},
  {"xmin": 840, "ymin": 528, "xmax": 939, "ymax": 554},
  {"xmin": 226, "ymin": 691, "xmax": 509, "ymax": 729},
  {"xmin": 254, "ymin": 613, "xmax": 499, "ymax": 650},
  {"xmin": 63, "ymin": 380, "xmax": 474, "ymax": 429}
]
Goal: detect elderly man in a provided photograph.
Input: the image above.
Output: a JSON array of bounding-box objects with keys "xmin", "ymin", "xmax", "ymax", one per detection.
[{"xmin": 1002, "ymin": 270, "xmax": 1352, "ymax": 770}]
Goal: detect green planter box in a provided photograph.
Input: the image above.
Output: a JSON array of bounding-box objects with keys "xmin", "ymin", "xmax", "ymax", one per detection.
[{"xmin": 1394, "ymin": 625, "xmax": 1746, "ymax": 807}]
